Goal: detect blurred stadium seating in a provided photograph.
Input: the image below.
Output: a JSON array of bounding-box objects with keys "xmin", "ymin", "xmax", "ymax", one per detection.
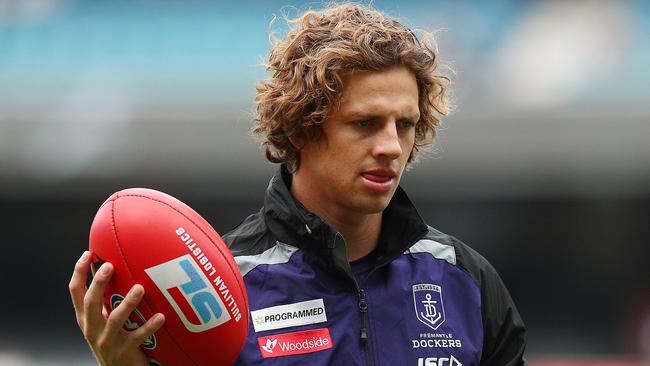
[{"xmin": 0, "ymin": 0, "xmax": 648, "ymax": 364}]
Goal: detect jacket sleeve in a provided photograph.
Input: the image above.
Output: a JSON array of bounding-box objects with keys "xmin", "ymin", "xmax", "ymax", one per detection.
[
  {"xmin": 479, "ymin": 262, "xmax": 527, "ymax": 366},
  {"xmin": 449, "ymin": 236, "xmax": 527, "ymax": 366}
]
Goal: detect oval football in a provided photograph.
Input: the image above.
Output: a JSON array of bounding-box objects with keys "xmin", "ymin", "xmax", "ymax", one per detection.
[{"xmin": 89, "ymin": 188, "xmax": 248, "ymax": 366}]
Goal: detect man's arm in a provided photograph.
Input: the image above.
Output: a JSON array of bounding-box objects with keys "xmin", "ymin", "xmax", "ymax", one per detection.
[
  {"xmin": 69, "ymin": 251, "xmax": 165, "ymax": 366},
  {"xmin": 479, "ymin": 264, "xmax": 527, "ymax": 366},
  {"xmin": 447, "ymin": 235, "xmax": 527, "ymax": 366}
]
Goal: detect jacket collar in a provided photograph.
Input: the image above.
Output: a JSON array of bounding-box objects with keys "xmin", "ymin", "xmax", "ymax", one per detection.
[{"xmin": 263, "ymin": 165, "xmax": 428, "ymax": 265}]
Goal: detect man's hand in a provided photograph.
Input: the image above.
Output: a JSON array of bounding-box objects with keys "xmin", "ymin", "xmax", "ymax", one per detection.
[{"xmin": 69, "ymin": 251, "xmax": 165, "ymax": 366}]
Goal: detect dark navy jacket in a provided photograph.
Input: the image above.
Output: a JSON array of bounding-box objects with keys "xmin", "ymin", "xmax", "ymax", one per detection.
[{"xmin": 225, "ymin": 167, "xmax": 527, "ymax": 366}]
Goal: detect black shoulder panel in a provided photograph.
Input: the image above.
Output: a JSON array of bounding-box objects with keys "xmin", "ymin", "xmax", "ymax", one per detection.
[
  {"xmin": 444, "ymin": 232, "xmax": 528, "ymax": 365},
  {"xmin": 223, "ymin": 207, "xmax": 278, "ymax": 258}
]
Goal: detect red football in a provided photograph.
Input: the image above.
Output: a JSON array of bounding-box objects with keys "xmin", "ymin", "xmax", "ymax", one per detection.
[{"xmin": 89, "ymin": 188, "xmax": 248, "ymax": 366}]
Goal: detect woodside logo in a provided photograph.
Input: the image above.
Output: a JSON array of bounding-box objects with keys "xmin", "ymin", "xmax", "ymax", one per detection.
[
  {"xmin": 261, "ymin": 338, "xmax": 277, "ymax": 353},
  {"xmin": 257, "ymin": 328, "xmax": 333, "ymax": 358}
]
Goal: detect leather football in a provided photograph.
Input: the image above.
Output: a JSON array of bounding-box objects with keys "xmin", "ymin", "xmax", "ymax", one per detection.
[{"xmin": 89, "ymin": 188, "xmax": 248, "ymax": 365}]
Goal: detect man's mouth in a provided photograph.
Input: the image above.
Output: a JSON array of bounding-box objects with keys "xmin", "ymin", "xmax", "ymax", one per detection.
[
  {"xmin": 362, "ymin": 174, "xmax": 392, "ymax": 183},
  {"xmin": 360, "ymin": 169, "xmax": 396, "ymax": 192}
]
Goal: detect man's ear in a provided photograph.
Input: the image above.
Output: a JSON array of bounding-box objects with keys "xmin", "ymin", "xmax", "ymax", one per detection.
[{"xmin": 288, "ymin": 133, "xmax": 305, "ymax": 150}]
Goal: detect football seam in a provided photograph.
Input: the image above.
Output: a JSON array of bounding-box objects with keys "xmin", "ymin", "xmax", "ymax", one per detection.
[
  {"xmin": 116, "ymin": 193, "xmax": 249, "ymax": 319},
  {"xmin": 109, "ymin": 194, "xmax": 200, "ymax": 366}
]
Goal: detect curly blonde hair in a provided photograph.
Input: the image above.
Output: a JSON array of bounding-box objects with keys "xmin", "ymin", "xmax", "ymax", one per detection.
[{"xmin": 253, "ymin": 3, "xmax": 452, "ymax": 171}]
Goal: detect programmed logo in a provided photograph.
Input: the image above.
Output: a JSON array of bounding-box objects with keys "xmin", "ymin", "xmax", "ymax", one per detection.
[
  {"xmin": 413, "ymin": 283, "xmax": 445, "ymax": 330},
  {"xmin": 145, "ymin": 254, "xmax": 230, "ymax": 332}
]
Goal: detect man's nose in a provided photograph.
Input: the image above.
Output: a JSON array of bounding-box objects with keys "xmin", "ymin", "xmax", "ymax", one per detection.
[{"xmin": 373, "ymin": 122, "xmax": 402, "ymax": 160}]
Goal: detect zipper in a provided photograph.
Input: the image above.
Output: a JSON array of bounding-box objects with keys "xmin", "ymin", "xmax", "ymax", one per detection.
[
  {"xmin": 326, "ymin": 231, "xmax": 375, "ymax": 365},
  {"xmin": 358, "ymin": 288, "xmax": 374, "ymax": 366},
  {"xmin": 358, "ymin": 288, "xmax": 369, "ymax": 345}
]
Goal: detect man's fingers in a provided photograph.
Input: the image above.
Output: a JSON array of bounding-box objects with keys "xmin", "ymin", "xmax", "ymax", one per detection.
[
  {"xmin": 69, "ymin": 251, "xmax": 91, "ymax": 321},
  {"xmin": 129, "ymin": 313, "xmax": 165, "ymax": 348},
  {"xmin": 105, "ymin": 284, "xmax": 144, "ymax": 336},
  {"xmin": 83, "ymin": 262, "xmax": 113, "ymax": 332}
]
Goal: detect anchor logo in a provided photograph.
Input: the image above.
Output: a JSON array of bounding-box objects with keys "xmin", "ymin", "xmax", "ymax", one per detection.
[{"xmin": 413, "ymin": 284, "xmax": 445, "ymax": 330}]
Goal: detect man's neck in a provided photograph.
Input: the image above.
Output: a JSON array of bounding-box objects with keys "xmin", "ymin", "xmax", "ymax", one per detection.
[
  {"xmin": 323, "ymin": 210, "xmax": 382, "ymax": 262},
  {"xmin": 290, "ymin": 175, "xmax": 382, "ymax": 262}
]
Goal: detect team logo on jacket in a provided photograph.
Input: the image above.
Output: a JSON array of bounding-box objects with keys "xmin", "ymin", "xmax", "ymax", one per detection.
[{"xmin": 413, "ymin": 284, "xmax": 445, "ymax": 330}]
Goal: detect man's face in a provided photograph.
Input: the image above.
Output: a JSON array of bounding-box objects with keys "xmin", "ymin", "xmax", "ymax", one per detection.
[{"xmin": 295, "ymin": 66, "xmax": 419, "ymax": 215}]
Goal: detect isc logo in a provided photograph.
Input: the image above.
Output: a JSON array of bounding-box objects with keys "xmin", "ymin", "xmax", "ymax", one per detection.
[
  {"xmin": 145, "ymin": 254, "xmax": 231, "ymax": 332},
  {"xmin": 417, "ymin": 356, "xmax": 462, "ymax": 366}
]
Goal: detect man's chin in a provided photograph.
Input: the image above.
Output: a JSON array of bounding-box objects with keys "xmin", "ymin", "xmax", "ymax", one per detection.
[{"xmin": 351, "ymin": 196, "xmax": 393, "ymax": 215}]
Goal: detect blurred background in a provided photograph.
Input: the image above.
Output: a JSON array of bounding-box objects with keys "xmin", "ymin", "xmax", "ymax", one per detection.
[{"xmin": 1, "ymin": 0, "xmax": 649, "ymax": 364}]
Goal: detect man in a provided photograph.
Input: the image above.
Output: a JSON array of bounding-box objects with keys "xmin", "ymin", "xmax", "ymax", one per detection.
[{"xmin": 69, "ymin": 3, "xmax": 526, "ymax": 365}]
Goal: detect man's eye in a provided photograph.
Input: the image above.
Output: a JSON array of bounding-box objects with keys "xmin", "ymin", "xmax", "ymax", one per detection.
[
  {"xmin": 357, "ymin": 120, "xmax": 372, "ymax": 127},
  {"xmin": 398, "ymin": 120, "xmax": 415, "ymax": 128}
]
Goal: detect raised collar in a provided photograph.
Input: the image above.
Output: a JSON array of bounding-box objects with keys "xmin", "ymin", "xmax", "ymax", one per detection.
[{"xmin": 263, "ymin": 165, "xmax": 428, "ymax": 265}]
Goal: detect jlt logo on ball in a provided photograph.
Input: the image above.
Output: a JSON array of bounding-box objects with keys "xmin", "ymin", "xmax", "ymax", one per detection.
[{"xmin": 145, "ymin": 254, "xmax": 230, "ymax": 332}]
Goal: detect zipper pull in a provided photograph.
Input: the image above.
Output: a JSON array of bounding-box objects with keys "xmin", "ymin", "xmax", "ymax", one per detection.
[{"xmin": 358, "ymin": 289, "xmax": 368, "ymax": 345}]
